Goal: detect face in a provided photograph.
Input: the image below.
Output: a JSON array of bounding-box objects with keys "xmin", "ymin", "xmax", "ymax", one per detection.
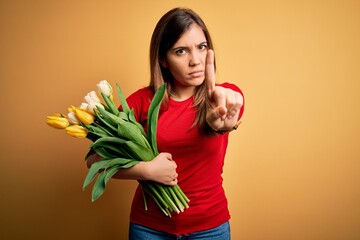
[{"xmin": 164, "ymin": 24, "xmax": 208, "ymax": 93}]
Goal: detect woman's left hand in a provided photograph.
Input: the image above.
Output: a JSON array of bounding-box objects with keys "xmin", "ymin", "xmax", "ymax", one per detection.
[{"xmin": 205, "ymin": 49, "xmax": 244, "ymax": 132}]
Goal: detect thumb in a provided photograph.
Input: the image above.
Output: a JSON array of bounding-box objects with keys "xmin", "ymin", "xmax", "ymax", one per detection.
[{"xmin": 160, "ymin": 152, "xmax": 172, "ymax": 161}]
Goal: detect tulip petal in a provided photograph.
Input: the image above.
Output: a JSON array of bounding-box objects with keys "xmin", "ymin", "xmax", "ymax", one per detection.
[
  {"xmin": 74, "ymin": 108, "xmax": 94, "ymax": 125},
  {"xmin": 65, "ymin": 125, "xmax": 88, "ymax": 138},
  {"xmin": 46, "ymin": 115, "xmax": 69, "ymax": 129}
]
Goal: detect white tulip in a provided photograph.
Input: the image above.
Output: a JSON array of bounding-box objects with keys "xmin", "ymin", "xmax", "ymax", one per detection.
[
  {"xmin": 67, "ymin": 112, "xmax": 80, "ymax": 124},
  {"xmin": 87, "ymin": 101, "xmax": 104, "ymax": 114},
  {"xmin": 84, "ymin": 91, "xmax": 101, "ymax": 104},
  {"xmin": 97, "ymin": 80, "xmax": 113, "ymax": 97},
  {"xmin": 79, "ymin": 102, "xmax": 89, "ymax": 110}
]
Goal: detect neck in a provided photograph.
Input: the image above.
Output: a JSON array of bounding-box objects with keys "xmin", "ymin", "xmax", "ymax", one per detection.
[{"xmin": 170, "ymin": 86, "xmax": 195, "ymax": 101}]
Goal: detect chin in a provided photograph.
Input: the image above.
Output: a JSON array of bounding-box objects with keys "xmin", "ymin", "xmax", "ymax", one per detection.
[{"xmin": 189, "ymin": 77, "xmax": 205, "ymax": 86}]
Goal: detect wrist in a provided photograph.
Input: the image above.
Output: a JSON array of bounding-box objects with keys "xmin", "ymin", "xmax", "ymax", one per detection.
[
  {"xmin": 212, "ymin": 119, "xmax": 242, "ymax": 134},
  {"xmin": 136, "ymin": 161, "xmax": 149, "ymax": 180}
]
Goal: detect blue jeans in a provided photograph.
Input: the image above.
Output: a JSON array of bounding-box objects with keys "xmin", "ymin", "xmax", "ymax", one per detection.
[{"xmin": 129, "ymin": 221, "xmax": 230, "ymax": 240}]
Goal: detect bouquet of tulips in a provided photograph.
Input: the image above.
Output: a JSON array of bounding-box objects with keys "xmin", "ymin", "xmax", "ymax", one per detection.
[{"xmin": 46, "ymin": 80, "xmax": 189, "ymax": 217}]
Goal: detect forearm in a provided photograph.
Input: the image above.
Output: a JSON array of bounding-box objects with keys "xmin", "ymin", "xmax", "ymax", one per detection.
[
  {"xmin": 86, "ymin": 152, "xmax": 178, "ymax": 185},
  {"xmin": 86, "ymin": 152, "xmax": 146, "ymax": 180},
  {"xmin": 112, "ymin": 162, "xmax": 146, "ymax": 180}
]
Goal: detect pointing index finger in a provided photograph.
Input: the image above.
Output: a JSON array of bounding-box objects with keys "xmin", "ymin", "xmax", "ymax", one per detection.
[{"xmin": 205, "ymin": 49, "xmax": 216, "ymax": 97}]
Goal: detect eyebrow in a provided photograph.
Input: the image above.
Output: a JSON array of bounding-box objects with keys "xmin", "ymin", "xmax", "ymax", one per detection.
[{"xmin": 171, "ymin": 41, "xmax": 208, "ymax": 51}]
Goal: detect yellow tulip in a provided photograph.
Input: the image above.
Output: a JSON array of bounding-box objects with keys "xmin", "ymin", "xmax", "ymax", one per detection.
[
  {"xmin": 65, "ymin": 125, "xmax": 88, "ymax": 138},
  {"xmin": 73, "ymin": 107, "xmax": 94, "ymax": 125},
  {"xmin": 46, "ymin": 114, "xmax": 69, "ymax": 129}
]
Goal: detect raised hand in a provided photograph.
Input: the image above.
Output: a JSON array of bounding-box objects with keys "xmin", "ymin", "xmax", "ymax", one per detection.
[{"xmin": 205, "ymin": 49, "xmax": 244, "ymax": 132}]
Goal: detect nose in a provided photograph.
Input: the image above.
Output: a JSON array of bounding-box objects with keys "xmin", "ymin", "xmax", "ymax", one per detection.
[{"xmin": 189, "ymin": 51, "xmax": 200, "ymax": 66}]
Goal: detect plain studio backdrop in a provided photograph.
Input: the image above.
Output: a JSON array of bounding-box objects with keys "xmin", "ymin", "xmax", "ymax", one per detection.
[{"xmin": 0, "ymin": 0, "xmax": 359, "ymax": 239}]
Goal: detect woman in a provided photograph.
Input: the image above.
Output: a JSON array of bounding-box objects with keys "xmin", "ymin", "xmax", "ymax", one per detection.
[{"xmin": 90, "ymin": 7, "xmax": 244, "ymax": 239}]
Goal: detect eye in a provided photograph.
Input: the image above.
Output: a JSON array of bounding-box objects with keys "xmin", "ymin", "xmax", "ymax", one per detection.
[
  {"xmin": 199, "ymin": 44, "xmax": 208, "ymax": 51},
  {"xmin": 175, "ymin": 49, "xmax": 187, "ymax": 55}
]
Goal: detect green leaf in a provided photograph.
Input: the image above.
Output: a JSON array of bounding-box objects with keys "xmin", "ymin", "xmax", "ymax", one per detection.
[
  {"xmin": 86, "ymin": 125, "xmax": 111, "ymax": 138},
  {"xmin": 117, "ymin": 122, "xmax": 150, "ymax": 150},
  {"xmin": 104, "ymin": 157, "xmax": 138, "ymax": 168},
  {"xmin": 104, "ymin": 166, "xmax": 121, "ymax": 185},
  {"xmin": 92, "ymin": 147, "xmax": 117, "ymax": 159},
  {"xmin": 94, "ymin": 110, "xmax": 118, "ymax": 134},
  {"xmin": 91, "ymin": 136, "xmax": 128, "ymax": 148},
  {"xmin": 91, "ymin": 137, "xmax": 133, "ymax": 159},
  {"xmin": 147, "ymin": 84, "xmax": 166, "ymax": 155},
  {"xmin": 121, "ymin": 160, "xmax": 140, "ymax": 168},
  {"xmin": 124, "ymin": 141, "xmax": 154, "ymax": 161},
  {"xmin": 117, "ymin": 121, "xmax": 140, "ymax": 140},
  {"xmin": 116, "ymin": 83, "xmax": 130, "ymax": 114},
  {"xmin": 118, "ymin": 111, "xmax": 129, "ymax": 121},
  {"xmin": 128, "ymin": 109, "xmax": 137, "ymax": 123},
  {"xmin": 84, "ymin": 158, "xmax": 140, "ymax": 191},
  {"xmin": 129, "ymin": 109, "xmax": 147, "ymax": 137},
  {"xmin": 82, "ymin": 160, "xmax": 109, "ymax": 190},
  {"xmin": 92, "ymin": 123, "xmax": 115, "ymax": 137},
  {"xmin": 91, "ymin": 171, "xmax": 107, "ymax": 201},
  {"xmin": 103, "ymin": 161, "xmax": 140, "ymax": 189},
  {"xmin": 101, "ymin": 92, "xmax": 119, "ymax": 115},
  {"xmin": 96, "ymin": 106, "xmax": 124, "ymax": 127}
]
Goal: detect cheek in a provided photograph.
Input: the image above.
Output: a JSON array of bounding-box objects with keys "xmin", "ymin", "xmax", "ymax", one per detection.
[
  {"xmin": 200, "ymin": 52, "xmax": 207, "ymax": 64},
  {"xmin": 168, "ymin": 61, "xmax": 186, "ymax": 78}
]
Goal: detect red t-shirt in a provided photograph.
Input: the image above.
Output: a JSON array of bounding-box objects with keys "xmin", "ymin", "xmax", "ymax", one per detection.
[{"xmin": 126, "ymin": 82, "xmax": 244, "ymax": 236}]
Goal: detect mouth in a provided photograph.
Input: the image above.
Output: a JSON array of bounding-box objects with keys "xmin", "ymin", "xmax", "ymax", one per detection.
[{"xmin": 188, "ymin": 70, "xmax": 204, "ymax": 78}]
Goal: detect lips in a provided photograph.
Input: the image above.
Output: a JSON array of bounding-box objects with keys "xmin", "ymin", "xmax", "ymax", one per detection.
[{"xmin": 189, "ymin": 70, "xmax": 204, "ymax": 78}]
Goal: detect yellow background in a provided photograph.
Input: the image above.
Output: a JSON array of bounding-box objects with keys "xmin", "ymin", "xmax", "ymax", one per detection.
[{"xmin": 1, "ymin": 0, "xmax": 359, "ymax": 239}]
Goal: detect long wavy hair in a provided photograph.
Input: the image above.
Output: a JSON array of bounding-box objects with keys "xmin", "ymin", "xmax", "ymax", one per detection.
[{"xmin": 149, "ymin": 8, "xmax": 215, "ymax": 135}]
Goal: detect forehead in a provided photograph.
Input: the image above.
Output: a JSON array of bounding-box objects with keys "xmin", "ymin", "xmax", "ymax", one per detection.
[{"xmin": 173, "ymin": 24, "xmax": 206, "ymax": 47}]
